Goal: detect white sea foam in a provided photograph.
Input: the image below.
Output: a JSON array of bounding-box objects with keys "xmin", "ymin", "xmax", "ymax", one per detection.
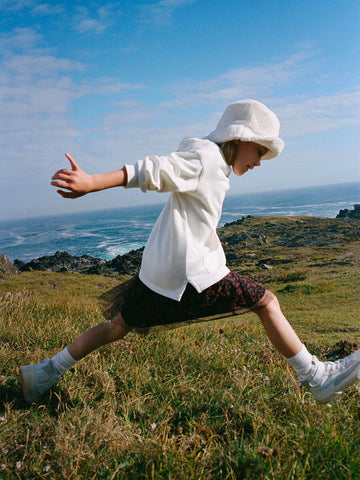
[
  {"xmin": 59, "ymin": 231, "xmax": 75, "ymax": 238},
  {"xmin": 13, "ymin": 235, "xmax": 26, "ymax": 246},
  {"xmin": 95, "ymin": 240, "xmax": 114, "ymax": 249},
  {"xmin": 79, "ymin": 232, "xmax": 102, "ymax": 238},
  {"xmin": 104, "ymin": 245, "xmax": 129, "ymax": 258}
]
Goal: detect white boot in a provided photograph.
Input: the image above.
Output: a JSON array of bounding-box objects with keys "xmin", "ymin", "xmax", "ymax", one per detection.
[
  {"xmin": 300, "ymin": 350, "xmax": 360, "ymax": 403},
  {"xmin": 20, "ymin": 360, "xmax": 61, "ymax": 404}
]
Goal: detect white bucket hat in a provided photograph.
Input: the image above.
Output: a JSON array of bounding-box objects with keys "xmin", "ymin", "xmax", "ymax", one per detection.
[{"xmin": 206, "ymin": 99, "xmax": 284, "ymax": 160}]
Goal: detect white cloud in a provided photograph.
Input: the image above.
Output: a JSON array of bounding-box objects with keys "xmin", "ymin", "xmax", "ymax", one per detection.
[
  {"xmin": 79, "ymin": 78, "xmax": 146, "ymax": 96},
  {"xmin": 74, "ymin": 4, "xmax": 119, "ymax": 35},
  {"xmin": 3, "ymin": 53, "xmax": 83, "ymax": 76},
  {"xmin": 137, "ymin": 0, "xmax": 196, "ymax": 26},
  {"xmin": 0, "ymin": 27, "xmax": 147, "ymax": 192},
  {"xmin": 0, "ymin": 0, "xmax": 36, "ymax": 11},
  {"xmin": 160, "ymin": 52, "xmax": 317, "ymax": 110},
  {"xmin": 31, "ymin": 3, "xmax": 65, "ymax": 15},
  {"xmin": 1, "ymin": 30, "xmax": 358, "ymax": 170},
  {"xmin": 0, "ymin": 27, "xmax": 43, "ymax": 51},
  {"xmin": 278, "ymin": 89, "xmax": 360, "ymax": 137}
]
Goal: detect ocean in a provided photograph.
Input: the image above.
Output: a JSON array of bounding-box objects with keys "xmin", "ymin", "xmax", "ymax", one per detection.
[{"xmin": 0, "ymin": 182, "xmax": 359, "ymax": 263}]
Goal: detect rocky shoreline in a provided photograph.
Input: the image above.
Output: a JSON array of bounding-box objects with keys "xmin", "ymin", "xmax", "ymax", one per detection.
[
  {"xmin": 336, "ymin": 203, "xmax": 360, "ymax": 219},
  {"xmin": 1, "ymin": 206, "xmax": 359, "ymax": 277},
  {"xmin": 13, "ymin": 248, "xmax": 144, "ymax": 276}
]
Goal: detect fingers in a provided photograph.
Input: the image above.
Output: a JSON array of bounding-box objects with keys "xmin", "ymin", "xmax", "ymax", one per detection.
[
  {"xmin": 51, "ymin": 152, "xmax": 78, "ymax": 183},
  {"xmin": 51, "ymin": 180, "xmax": 71, "ymax": 189},
  {"xmin": 65, "ymin": 152, "xmax": 78, "ymax": 171},
  {"xmin": 56, "ymin": 189, "xmax": 84, "ymax": 199},
  {"xmin": 51, "ymin": 170, "xmax": 72, "ymax": 181},
  {"xmin": 56, "ymin": 189, "xmax": 71, "ymax": 198}
]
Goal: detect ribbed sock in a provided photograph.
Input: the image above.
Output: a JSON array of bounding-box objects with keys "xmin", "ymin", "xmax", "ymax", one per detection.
[
  {"xmin": 51, "ymin": 347, "xmax": 77, "ymax": 375},
  {"xmin": 286, "ymin": 344, "xmax": 315, "ymax": 377}
]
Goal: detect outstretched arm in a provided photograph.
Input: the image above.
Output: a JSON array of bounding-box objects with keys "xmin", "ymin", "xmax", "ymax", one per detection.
[{"xmin": 51, "ymin": 153, "xmax": 127, "ymax": 199}]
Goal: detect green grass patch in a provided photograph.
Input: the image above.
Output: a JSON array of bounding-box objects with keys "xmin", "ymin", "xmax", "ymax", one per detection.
[
  {"xmin": 276, "ymin": 270, "xmax": 308, "ymax": 283},
  {"xmin": 279, "ymin": 280, "xmax": 337, "ymax": 295}
]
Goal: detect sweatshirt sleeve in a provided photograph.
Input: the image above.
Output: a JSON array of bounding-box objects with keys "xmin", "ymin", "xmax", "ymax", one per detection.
[{"xmin": 124, "ymin": 150, "xmax": 203, "ymax": 193}]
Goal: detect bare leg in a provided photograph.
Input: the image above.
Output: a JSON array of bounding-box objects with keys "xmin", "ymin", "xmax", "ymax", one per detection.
[
  {"xmin": 20, "ymin": 314, "xmax": 133, "ymax": 404},
  {"xmin": 68, "ymin": 314, "xmax": 133, "ymax": 361},
  {"xmin": 254, "ymin": 294, "xmax": 303, "ymax": 358}
]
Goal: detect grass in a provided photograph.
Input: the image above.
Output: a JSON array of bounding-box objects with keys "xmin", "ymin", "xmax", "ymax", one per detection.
[{"xmin": 0, "ymin": 239, "xmax": 360, "ymax": 479}]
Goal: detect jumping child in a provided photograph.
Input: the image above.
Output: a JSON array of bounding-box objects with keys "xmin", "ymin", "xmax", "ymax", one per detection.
[{"xmin": 20, "ymin": 99, "xmax": 360, "ymax": 405}]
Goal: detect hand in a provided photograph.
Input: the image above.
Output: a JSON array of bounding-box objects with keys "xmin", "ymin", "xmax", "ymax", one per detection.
[{"xmin": 51, "ymin": 153, "xmax": 94, "ymax": 199}]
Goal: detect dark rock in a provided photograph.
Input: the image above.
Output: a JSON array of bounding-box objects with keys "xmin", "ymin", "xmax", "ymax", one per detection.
[
  {"xmin": 14, "ymin": 259, "xmax": 26, "ymax": 269},
  {"xmin": 0, "ymin": 253, "xmax": 20, "ymax": 275},
  {"xmin": 258, "ymin": 234, "xmax": 267, "ymax": 246},
  {"xmin": 336, "ymin": 204, "xmax": 360, "ymax": 219},
  {"xmin": 17, "ymin": 248, "xmax": 145, "ymax": 276},
  {"xmin": 258, "ymin": 263, "xmax": 273, "ymax": 270},
  {"xmin": 109, "ymin": 247, "xmax": 144, "ymax": 275},
  {"xmin": 223, "ymin": 215, "xmax": 251, "ymax": 227},
  {"xmin": 18, "ymin": 251, "xmax": 111, "ymax": 275}
]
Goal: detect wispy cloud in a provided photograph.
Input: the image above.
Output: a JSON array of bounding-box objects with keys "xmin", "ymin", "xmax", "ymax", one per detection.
[
  {"xmin": 0, "ymin": 0, "xmax": 36, "ymax": 12},
  {"xmin": 74, "ymin": 4, "xmax": 119, "ymax": 35},
  {"xmin": 278, "ymin": 88, "xmax": 360, "ymax": 137},
  {"xmin": 160, "ymin": 52, "xmax": 317, "ymax": 110},
  {"xmin": 31, "ymin": 3, "xmax": 65, "ymax": 16},
  {"xmin": 80, "ymin": 78, "xmax": 146, "ymax": 96},
  {"xmin": 137, "ymin": 0, "xmax": 197, "ymax": 26},
  {"xmin": 0, "ymin": 27, "xmax": 43, "ymax": 51},
  {"xmin": 0, "ymin": 26, "xmax": 147, "ymax": 184}
]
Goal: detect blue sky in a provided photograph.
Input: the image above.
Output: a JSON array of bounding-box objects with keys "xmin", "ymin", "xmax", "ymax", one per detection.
[{"xmin": 0, "ymin": 0, "xmax": 359, "ymax": 220}]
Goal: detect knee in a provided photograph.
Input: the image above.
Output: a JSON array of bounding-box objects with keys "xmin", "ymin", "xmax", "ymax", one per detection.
[
  {"xmin": 254, "ymin": 290, "xmax": 280, "ymax": 312},
  {"xmin": 253, "ymin": 290, "xmax": 279, "ymax": 315},
  {"xmin": 265, "ymin": 290, "xmax": 281, "ymax": 310},
  {"xmin": 109, "ymin": 314, "xmax": 132, "ymax": 340},
  {"xmin": 266, "ymin": 291, "xmax": 279, "ymax": 308}
]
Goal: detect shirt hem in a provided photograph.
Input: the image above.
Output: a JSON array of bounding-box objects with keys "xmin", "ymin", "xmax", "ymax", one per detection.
[
  {"xmin": 139, "ymin": 266, "xmax": 231, "ymax": 302},
  {"xmin": 188, "ymin": 266, "xmax": 230, "ymax": 294},
  {"xmin": 139, "ymin": 272, "xmax": 188, "ymax": 301}
]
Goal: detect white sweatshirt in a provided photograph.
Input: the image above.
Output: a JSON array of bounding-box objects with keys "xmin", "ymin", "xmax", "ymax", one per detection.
[{"xmin": 124, "ymin": 137, "xmax": 231, "ymax": 300}]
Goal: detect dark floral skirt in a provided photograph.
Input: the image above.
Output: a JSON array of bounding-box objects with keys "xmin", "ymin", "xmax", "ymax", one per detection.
[{"xmin": 101, "ymin": 272, "xmax": 273, "ymax": 331}]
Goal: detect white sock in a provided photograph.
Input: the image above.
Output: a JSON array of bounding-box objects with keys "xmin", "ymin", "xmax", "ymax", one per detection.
[
  {"xmin": 286, "ymin": 344, "xmax": 315, "ymax": 378},
  {"xmin": 51, "ymin": 347, "xmax": 77, "ymax": 375}
]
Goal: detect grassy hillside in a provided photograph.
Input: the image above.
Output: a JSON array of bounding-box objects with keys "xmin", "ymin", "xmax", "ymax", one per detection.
[{"xmin": 0, "ymin": 217, "xmax": 359, "ymax": 479}]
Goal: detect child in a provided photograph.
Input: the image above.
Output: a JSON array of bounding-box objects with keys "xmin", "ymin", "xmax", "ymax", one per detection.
[{"xmin": 20, "ymin": 99, "xmax": 360, "ymax": 405}]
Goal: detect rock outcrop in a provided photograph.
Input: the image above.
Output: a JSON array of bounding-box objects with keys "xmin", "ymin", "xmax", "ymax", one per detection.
[
  {"xmin": 13, "ymin": 248, "xmax": 143, "ymax": 276},
  {"xmin": 15, "ymin": 251, "xmax": 109, "ymax": 275},
  {"xmin": 336, "ymin": 204, "xmax": 360, "ymax": 219},
  {"xmin": 0, "ymin": 253, "xmax": 20, "ymax": 275}
]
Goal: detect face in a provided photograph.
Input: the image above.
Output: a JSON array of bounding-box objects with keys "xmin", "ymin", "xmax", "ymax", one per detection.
[{"xmin": 232, "ymin": 141, "xmax": 268, "ymax": 176}]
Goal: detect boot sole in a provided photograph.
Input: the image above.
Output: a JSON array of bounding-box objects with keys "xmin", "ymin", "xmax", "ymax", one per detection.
[{"xmin": 20, "ymin": 365, "xmax": 37, "ymax": 405}]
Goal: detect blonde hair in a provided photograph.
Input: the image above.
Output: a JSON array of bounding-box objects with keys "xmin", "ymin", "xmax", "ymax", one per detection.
[
  {"xmin": 220, "ymin": 140, "xmax": 269, "ymax": 166},
  {"xmin": 219, "ymin": 141, "xmax": 238, "ymax": 166}
]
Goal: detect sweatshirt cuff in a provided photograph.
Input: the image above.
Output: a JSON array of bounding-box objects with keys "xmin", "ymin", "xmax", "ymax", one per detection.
[{"xmin": 124, "ymin": 164, "xmax": 139, "ymax": 188}]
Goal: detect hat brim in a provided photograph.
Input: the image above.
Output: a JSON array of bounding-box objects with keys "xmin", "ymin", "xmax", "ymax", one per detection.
[{"xmin": 206, "ymin": 125, "xmax": 284, "ymax": 160}]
